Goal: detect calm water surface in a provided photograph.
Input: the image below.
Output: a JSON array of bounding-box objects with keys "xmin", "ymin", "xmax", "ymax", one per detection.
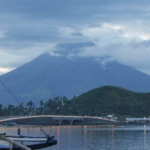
[{"xmin": 0, "ymin": 125, "xmax": 150, "ymax": 150}]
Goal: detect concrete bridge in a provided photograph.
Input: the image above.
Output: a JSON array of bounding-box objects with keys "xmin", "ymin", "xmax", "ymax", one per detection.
[
  {"xmin": 0, "ymin": 115, "xmax": 116, "ymax": 125},
  {"xmin": 53, "ymin": 116, "xmax": 84, "ymax": 124}
]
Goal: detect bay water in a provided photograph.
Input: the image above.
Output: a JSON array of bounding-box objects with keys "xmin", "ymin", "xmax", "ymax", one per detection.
[{"xmin": 0, "ymin": 125, "xmax": 150, "ymax": 150}]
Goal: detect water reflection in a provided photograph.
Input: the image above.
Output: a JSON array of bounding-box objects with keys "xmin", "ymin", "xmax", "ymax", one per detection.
[
  {"xmin": 1, "ymin": 125, "xmax": 150, "ymax": 150},
  {"xmin": 144, "ymin": 125, "xmax": 146, "ymax": 150}
]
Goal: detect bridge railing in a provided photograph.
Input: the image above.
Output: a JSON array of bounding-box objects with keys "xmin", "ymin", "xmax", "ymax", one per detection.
[{"xmin": 0, "ymin": 115, "xmax": 117, "ymax": 123}]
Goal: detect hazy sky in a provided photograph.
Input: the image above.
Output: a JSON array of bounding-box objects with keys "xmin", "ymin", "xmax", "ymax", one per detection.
[{"xmin": 0, "ymin": 0, "xmax": 150, "ymax": 75}]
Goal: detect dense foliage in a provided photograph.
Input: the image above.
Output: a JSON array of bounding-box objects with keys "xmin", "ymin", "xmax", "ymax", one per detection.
[
  {"xmin": 67, "ymin": 86, "xmax": 150, "ymax": 117},
  {"xmin": 0, "ymin": 86, "xmax": 150, "ymax": 117},
  {"xmin": 0, "ymin": 96, "xmax": 68, "ymax": 116}
]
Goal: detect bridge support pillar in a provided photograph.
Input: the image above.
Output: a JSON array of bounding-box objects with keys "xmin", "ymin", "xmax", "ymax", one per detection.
[
  {"xmin": 70, "ymin": 119, "xmax": 73, "ymax": 125},
  {"xmin": 59, "ymin": 119, "xmax": 62, "ymax": 125}
]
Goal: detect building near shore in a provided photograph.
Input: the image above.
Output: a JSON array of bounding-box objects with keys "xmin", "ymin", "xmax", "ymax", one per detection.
[{"xmin": 126, "ymin": 117, "xmax": 150, "ymax": 123}]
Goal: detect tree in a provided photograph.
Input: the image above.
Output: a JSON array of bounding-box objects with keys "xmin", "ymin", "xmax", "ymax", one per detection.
[
  {"xmin": 26, "ymin": 100, "xmax": 34, "ymax": 115},
  {"xmin": 19, "ymin": 102, "xmax": 24, "ymax": 115},
  {"xmin": 8, "ymin": 105, "xmax": 14, "ymax": 116},
  {"xmin": 40, "ymin": 100, "xmax": 44, "ymax": 107},
  {"xmin": 0, "ymin": 104, "xmax": 3, "ymax": 116},
  {"xmin": 27, "ymin": 100, "xmax": 33, "ymax": 108}
]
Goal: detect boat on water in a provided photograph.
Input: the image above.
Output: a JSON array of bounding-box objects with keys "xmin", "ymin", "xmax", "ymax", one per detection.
[
  {"xmin": 0, "ymin": 80, "xmax": 57, "ymax": 149},
  {"xmin": 0, "ymin": 133, "xmax": 57, "ymax": 150}
]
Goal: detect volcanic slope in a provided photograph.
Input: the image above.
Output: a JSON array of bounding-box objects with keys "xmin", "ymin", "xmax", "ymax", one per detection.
[{"xmin": 0, "ymin": 50, "xmax": 150, "ymax": 105}]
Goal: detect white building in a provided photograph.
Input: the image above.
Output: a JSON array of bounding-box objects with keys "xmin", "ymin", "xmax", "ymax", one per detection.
[{"xmin": 126, "ymin": 117, "xmax": 150, "ymax": 123}]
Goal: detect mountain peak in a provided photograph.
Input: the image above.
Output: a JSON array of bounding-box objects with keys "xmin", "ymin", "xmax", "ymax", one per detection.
[
  {"xmin": 0, "ymin": 43, "xmax": 150, "ymax": 105},
  {"xmin": 54, "ymin": 41, "xmax": 96, "ymax": 55}
]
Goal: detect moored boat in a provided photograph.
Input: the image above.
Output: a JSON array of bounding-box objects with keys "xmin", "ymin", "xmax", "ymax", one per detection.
[{"xmin": 0, "ymin": 133, "xmax": 57, "ymax": 150}]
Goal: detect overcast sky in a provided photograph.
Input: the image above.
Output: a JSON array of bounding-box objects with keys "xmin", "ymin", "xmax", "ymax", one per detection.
[{"xmin": 0, "ymin": 0, "xmax": 150, "ymax": 75}]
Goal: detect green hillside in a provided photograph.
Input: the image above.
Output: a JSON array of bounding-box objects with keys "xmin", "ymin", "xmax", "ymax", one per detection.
[
  {"xmin": 64, "ymin": 86, "xmax": 150, "ymax": 117},
  {"xmin": 1, "ymin": 85, "xmax": 150, "ymax": 118}
]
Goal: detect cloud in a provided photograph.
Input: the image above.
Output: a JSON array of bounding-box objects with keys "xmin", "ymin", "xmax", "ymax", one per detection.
[
  {"xmin": 48, "ymin": 51, "xmax": 61, "ymax": 57},
  {"xmin": 0, "ymin": 0, "xmax": 150, "ymax": 75},
  {"xmin": 77, "ymin": 38, "xmax": 150, "ymax": 75},
  {"xmin": 81, "ymin": 21, "xmax": 150, "ymax": 46},
  {"xmin": 0, "ymin": 31, "xmax": 5, "ymax": 39},
  {"xmin": 0, "ymin": 43, "xmax": 56, "ymax": 69},
  {"xmin": 77, "ymin": 21, "xmax": 150, "ymax": 74},
  {"xmin": 0, "ymin": 68, "xmax": 14, "ymax": 75}
]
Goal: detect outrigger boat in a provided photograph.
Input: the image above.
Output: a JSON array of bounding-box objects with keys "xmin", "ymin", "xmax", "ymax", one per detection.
[
  {"xmin": 0, "ymin": 80, "xmax": 57, "ymax": 149},
  {"xmin": 0, "ymin": 131, "xmax": 57, "ymax": 150}
]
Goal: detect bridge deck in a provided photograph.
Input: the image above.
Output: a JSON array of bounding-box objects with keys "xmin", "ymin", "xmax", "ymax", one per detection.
[{"xmin": 0, "ymin": 115, "xmax": 116, "ymax": 124}]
